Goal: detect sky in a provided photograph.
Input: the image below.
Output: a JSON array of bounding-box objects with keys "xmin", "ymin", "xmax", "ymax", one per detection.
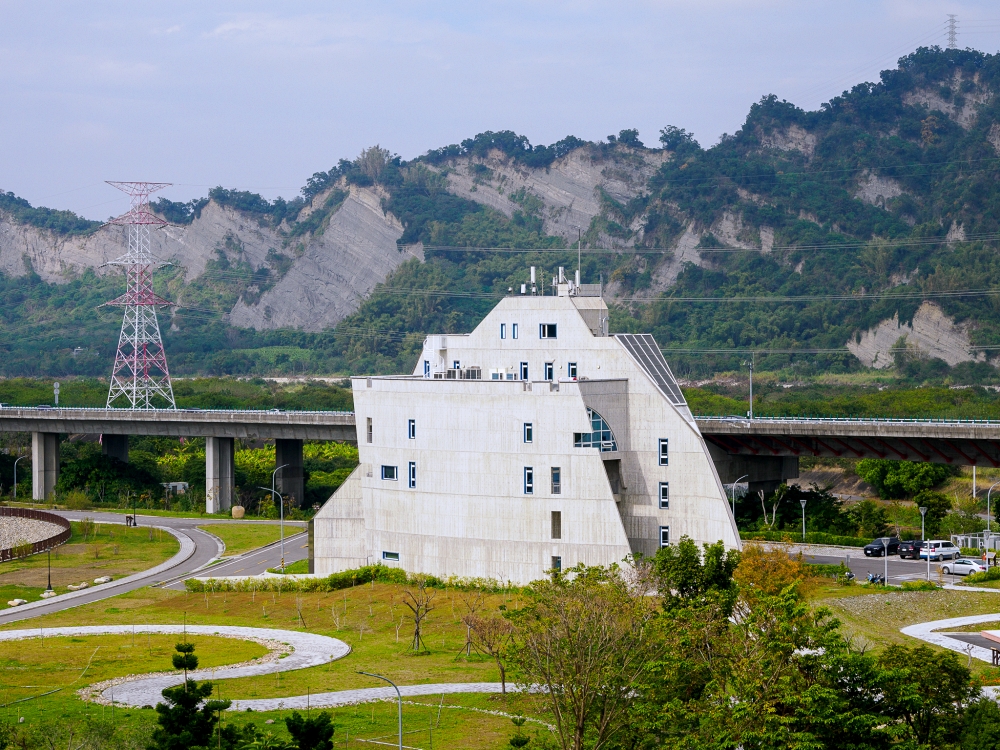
[{"xmin": 2, "ymin": 1, "xmax": 1000, "ymax": 220}]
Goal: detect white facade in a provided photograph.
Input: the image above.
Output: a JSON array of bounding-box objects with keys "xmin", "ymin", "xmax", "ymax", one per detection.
[{"xmin": 313, "ymin": 284, "xmax": 740, "ymax": 584}]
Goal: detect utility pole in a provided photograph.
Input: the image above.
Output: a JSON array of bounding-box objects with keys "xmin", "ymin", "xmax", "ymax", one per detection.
[
  {"xmin": 102, "ymin": 181, "xmax": 176, "ymax": 410},
  {"xmin": 743, "ymin": 354, "xmax": 755, "ymax": 419},
  {"xmin": 947, "ymin": 14, "xmax": 958, "ymax": 49}
]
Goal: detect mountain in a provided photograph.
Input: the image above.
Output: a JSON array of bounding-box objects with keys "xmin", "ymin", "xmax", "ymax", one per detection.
[{"xmin": 4, "ymin": 46, "xmax": 1000, "ymax": 381}]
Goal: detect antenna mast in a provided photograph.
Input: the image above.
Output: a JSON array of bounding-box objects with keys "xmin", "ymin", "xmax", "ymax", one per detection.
[
  {"xmin": 103, "ymin": 181, "xmax": 176, "ymax": 410},
  {"xmin": 947, "ymin": 14, "xmax": 958, "ymax": 49}
]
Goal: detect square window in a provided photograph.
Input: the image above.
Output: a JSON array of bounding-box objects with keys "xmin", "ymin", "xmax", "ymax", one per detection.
[
  {"xmin": 544, "ymin": 362, "xmax": 554, "ymax": 380},
  {"xmin": 366, "ymin": 417, "xmax": 373, "ymax": 444},
  {"xmin": 381, "ymin": 465, "xmax": 398, "ymax": 481},
  {"xmin": 500, "ymin": 323, "xmax": 506, "ymax": 339},
  {"xmin": 551, "ymin": 555, "xmax": 562, "ymax": 572},
  {"xmin": 524, "ymin": 467, "xmax": 534, "ymax": 494},
  {"xmin": 659, "ymin": 526, "xmax": 670, "ymax": 548},
  {"xmin": 551, "ymin": 511, "xmax": 562, "ymax": 539},
  {"xmin": 423, "ymin": 360, "xmax": 430, "ymax": 377},
  {"xmin": 659, "ymin": 482, "xmax": 669, "ymax": 509},
  {"xmin": 382, "ymin": 551, "xmax": 400, "ymax": 561},
  {"xmin": 524, "ymin": 423, "xmax": 533, "ymax": 443},
  {"xmin": 659, "ymin": 438, "xmax": 669, "ymax": 466},
  {"xmin": 408, "ymin": 419, "xmax": 416, "ymax": 439},
  {"xmin": 551, "ymin": 467, "xmax": 561, "ymax": 494},
  {"xmin": 540, "ymin": 324, "xmax": 557, "ymax": 339},
  {"xmin": 520, "ymin": 361, "xmax": 529, "ymax": 380},
  {"xmin": 567, "ymin": 362, "xmax": 577, "ymax": 379},
  {"xmin": 453, "ymin": 360, "xmax": 460, "ymax": 370},
  {"xmin": 512, "ymin": 323, "xmax": 519, "ymax": 339},
  {"xmin": 408, "ymin": 461, "xmax": 416, "ymax": 488}
]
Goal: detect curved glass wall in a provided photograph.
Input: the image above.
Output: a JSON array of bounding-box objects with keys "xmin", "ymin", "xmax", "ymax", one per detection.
[{"xmin": 573, "ymin": 408, "xmax": 618, "ymax": 452}]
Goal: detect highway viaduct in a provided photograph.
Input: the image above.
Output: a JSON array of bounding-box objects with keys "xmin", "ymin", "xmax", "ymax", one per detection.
[{"xmin": 2, "ymin": 408, "xmax": 1000, "ymax": 508}]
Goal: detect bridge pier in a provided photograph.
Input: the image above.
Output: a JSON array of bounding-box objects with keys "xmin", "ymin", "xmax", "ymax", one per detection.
[
  {"xmin": 31, "ymin": 432, "xmax": 60, "ymax": 501},
  {"xmin": 276, "ymin": 438, "xmax": 304, "ymax": 508},
  {"xmin": 707, "ymin": 442, "xmax": 798, "ymax": 499},
  {"xmin": 101, "ymin": 434, "xmax": 129, "ymax": 463},
  {"xmin": 205, "ymin": 436, "xmax": 235, "ymax": 514}
]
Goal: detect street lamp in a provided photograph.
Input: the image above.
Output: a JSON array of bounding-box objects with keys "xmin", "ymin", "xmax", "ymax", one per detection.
[
  {"xmin": 45, "ymin": 547, "xmax": 53, "ymax": 594},
  {"xmin": 800, "ymin": 497, "xmax": 807, "ymax": 542},
  {"xmin": 920, "ymin": 505, "xmax": 929, "ymax": 582},
  {"xmin": 731, "ymin": 474, "xmax": 748, "ymax": 517},
  {"xmin": 273, "ymin": 463, "xmax": 289, "ymax": 570},
  {"xmin": 13, "ymin": 455, "xmax": 26, "ymax": 503},
  {"xmin": 358, "ymin": 671, "xmax": 402, "ymax": 750},
  {"xmin": 742, "ymin": 356, "xmax": 755, "ymax": 420},
  {"xmin": 987, "ymin": 480, "xmax": 1000, "ymax": 542}
]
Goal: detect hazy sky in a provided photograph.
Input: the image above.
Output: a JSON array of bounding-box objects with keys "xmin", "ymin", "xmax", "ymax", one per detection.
[{"xmin": 3, "ymin": 1, "xmax": 1000, "ymax": 220}]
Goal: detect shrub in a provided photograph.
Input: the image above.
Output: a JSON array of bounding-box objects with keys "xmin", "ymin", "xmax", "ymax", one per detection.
[
  {"xmin": 739, "ymin": 531, "xmax": 870, "ymax": 547},
  {"xmin": 964, "ymin": 566, "xmax": 1000, "ymax": 584},
  {"xmin": 901, "ymin": 579, "xmax": 939, "ymax": 591}
]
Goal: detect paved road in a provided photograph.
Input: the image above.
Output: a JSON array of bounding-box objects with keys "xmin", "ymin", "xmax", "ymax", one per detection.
[
  {"xmin": 806, "ymin": 552, "xmax": 977, "ymax": 586},
  {"xmin": 0, "ymin": 511, "xmax": 308, "ymax": 625}
]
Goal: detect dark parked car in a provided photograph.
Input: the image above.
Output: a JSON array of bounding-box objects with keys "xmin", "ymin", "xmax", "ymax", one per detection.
[
  {"xmin": 863, "ymin": 536, "xmax": 900, "ymax": 557},
  {"xmin": 898, "ymin": 540, "xmax": 926, "ymax": 559}
]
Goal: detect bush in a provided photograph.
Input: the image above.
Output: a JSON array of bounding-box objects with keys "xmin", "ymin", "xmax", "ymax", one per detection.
[
  {"xmin": 901, "ymin": 579, "xmax": 939, "ymax": 591},
  {"xmin": 964, "ymin": 566, "xmax": 1000, "ymax": 584},
  {"xmin": 803, "ymin": 562, "xmax": 850, "ymax": 579},
  {"xmin": 740, "ymin": 531, "xmax": 869, "ymax": 547}
]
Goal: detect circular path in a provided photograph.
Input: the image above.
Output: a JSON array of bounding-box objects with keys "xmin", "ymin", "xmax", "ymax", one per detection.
[{"xmin": 0, "ymin": 625, "xmax": 507, "ymax": 710}]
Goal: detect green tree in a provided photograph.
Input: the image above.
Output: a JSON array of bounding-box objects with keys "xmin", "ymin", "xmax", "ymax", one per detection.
[
  {"xmin": 652, "ymin": 536, "xmax": 740, "ymax": 614},
  {"xmin": 150, "ymin": 679, "xmax": 233, "ymax": 750},
  {"xmin": 284, "ymin": 711, "xmax": 334, "ymax": 750},
  {"xmin": 507, "ymin": 564, "xmax": 658, "ymax": 750},
  {"xmin": 173, "ymin": 642, "xmax": 198, "ymax": 683},
  {"xmin": 855, "ymin": 459, "xmax": 954, "ymax": 500},
  {"xmin": 961, "ymin": 699, "xmax": 1000, "ymax": 750},
  {"xmin": 845, "ymin": 499, "xmax": 889, "ymax": 537},
  {"xmin": 879, "ymin": 644, "xmax": 977, "ymax": 747},
  {"xmin": 913, "ymin": 490, "xmax": 953, "ymax": 537}
]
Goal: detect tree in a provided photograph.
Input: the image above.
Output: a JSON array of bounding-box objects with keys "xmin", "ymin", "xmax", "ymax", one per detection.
[
  {"xmin": 855, "ymin": 459, "xmax": 954, "ymax": 499},
  {"xmin": 402, "ymin": 575, "xmax": 436, "ymax": 652},
  {"xmin": 913, "ymin": 490, "xmax": 953, "ymax": 537},
  {"xmin": 507, "ymin": 564, "xmax": 658, "ymax": 750},
  {"xmin": 150, "ymin": 679, "xmax": 232, "ymax": 750},
  {"xmin": 652, "ymin": 536, "xmax": 739, "ymax": 614},
  {"xmin": 284, "ymin": 711, "xmax": 334, "ymax": 750},
  {"xmin": 879, "ymin": 644, "xmax": 977, "ymax": 747},
  {"xmin": 463, "ymin": 613, "xmax": 514, "ymax": 693},
  {"xmin": 845, "ymin": 499, "xmax": 889, "ymax": 538},
  {"xmin": 173, "ymin": 642, "xmax": 198, "ymax": 685},
  {"xmin": 961, "ymin": 698, "xmax": 1000, "ymax": 750}
]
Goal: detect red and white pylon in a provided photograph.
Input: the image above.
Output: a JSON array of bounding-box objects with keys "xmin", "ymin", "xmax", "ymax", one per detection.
[{"xmin": 103, "ymin": 181, "xmax": 176, "ymax": 410}]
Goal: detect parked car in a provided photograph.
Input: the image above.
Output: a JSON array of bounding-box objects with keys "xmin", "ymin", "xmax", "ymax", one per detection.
[
  {"xmin": 919, "ymin": 540, "xmax": 960, "ymax": 561},
  {"xmin": 863, "ymin": 537, "xmax": 901, "ymax": 557},
  {"xmin": 898, "ymin": 540, "xmax": 926, "ymax": 559},
  {"xmin": 941, "ymin": 558, "xmax": 987, "ymax": 576}
]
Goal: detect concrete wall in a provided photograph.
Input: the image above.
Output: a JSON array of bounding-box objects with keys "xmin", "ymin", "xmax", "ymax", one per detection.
[{"xmin": 314, "ymin": 292, "xmax": 739, "ymax": 584}]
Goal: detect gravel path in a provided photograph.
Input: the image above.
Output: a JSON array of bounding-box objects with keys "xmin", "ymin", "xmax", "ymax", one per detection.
[
  {"xmin": 0, "ymin": 624, "xmax": 514, "ymax": 710},
  {"xmin": 0, "ymin": 517, "xmax": 64, "ymax": 550}
]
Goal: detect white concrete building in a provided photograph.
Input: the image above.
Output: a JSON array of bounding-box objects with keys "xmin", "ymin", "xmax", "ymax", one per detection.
[{"xmin": 313, "ymin": 275, "xmax": 739, "ymax": 584}]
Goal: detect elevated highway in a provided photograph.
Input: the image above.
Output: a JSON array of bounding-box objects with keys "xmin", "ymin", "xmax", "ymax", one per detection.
[
  {"xmin": 697, "ymin": 416, "xmax": 1000, "ymax": 494},
  {"xmin": 3, "ymin": 406, "xmax": 997, "ymax": 508}
]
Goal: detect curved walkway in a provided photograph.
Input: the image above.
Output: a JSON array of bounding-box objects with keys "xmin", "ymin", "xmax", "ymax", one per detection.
[{"xmin": 0, "ymin": 624, "xmax": 509, "ymax": 710}]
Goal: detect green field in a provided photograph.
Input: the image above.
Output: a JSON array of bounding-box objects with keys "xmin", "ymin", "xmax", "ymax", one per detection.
[
  {"xmin": 198, "ymin": 523, "xmax": 298, "ymax": 558},
  {"xmin": 0, "ymin": 521, "xmax": 178, "ymax": 604}
]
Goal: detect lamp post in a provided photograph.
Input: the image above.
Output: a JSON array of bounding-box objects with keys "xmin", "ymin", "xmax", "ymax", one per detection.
[
  {"xmin": 731, "ymin": 474, "xmax": 748, "ymax": 517},
  {"xmin": 45, "ymin": 548, "xmax": 52, "ymax": 594},
  {"xmin": 920, "ymin": 505, "xmax": 929, "ymax": 582},
  {"xmin": 987, "ymin": 480, "xmax": 1000, "ymax": 549},
  {"xmin": 800, "ymin": 497, "xmax": 807, "ymax": 542},
  {"xmin": 273, "ymin": 463, "xmax": 289, "ymax": 571},
  {"xmin": 743, "ymin": 356, "xmax": 754, "ymax": 420},
  {"xmin": 882, "ymin": 536, "xmax": 889, "ymax": 585},
  {"xmin": 13, "ymin": 455, "xmax": 26, "ymax": 503},
  {"xmin": 358, "ymin": 671, "xmax": 402, "ymax": 750}
]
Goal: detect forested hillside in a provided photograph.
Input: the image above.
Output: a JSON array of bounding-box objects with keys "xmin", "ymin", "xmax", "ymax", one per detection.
[{"xmin": 4, "ymin": 46, "xmax": 1000, "ymax": 381}]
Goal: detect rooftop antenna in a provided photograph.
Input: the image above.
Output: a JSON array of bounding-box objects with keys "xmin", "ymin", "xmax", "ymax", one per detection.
[{"xmin": 947, "ymin": 14, "xmax": 958, "ymax": 49}]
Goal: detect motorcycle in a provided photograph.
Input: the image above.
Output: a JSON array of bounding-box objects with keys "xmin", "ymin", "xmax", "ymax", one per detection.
[{"xmin": 866, "ymin": 572, "xmax": 885, "ymax": 585}]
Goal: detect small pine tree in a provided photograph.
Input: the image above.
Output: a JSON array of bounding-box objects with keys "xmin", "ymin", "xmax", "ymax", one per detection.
[
  {"xmin": 509, "ymin": 716, "xmax": 530, "ymax": 748},
  {"xmin": 172, "ymin": 642, "xmax": 198, "ymax": 685},
  {"xmin": 285, "ymin": 711, "xmax": 335, "ymax": 750}
]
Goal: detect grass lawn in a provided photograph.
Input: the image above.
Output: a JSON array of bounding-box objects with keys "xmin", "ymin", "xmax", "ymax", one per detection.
[
  {"xmin": 0, "ymin": 582, "xmax": 553, "ymax": 749},
  {"xmin": 0, "ymin": 522, "xmax": 178, "ymax": 603},
  {"xmin": 199, "ymin": 523, "xmax": 294, "ymax": 558}
]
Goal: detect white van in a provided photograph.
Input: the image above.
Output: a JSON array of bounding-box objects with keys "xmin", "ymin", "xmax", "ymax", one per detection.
[{"xmin": 919, "ymin": 540, "xmax": 959, "ymax": 561}]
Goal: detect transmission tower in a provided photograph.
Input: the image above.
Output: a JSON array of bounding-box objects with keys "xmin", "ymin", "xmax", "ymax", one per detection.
[
  {"xmin": 947, "ymin": 14, "xmax": 958, "ymax": 49},
  {"xmin": 103, "ymin": 181, "xmax": 176, "ymax": 410}
]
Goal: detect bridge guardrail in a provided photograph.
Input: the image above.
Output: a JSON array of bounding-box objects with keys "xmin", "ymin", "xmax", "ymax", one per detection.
[
  {"xmin": 0, "ymin": 406, "xmax": 355, "ymax": 416},
  {"xmin": 696, "ymin": 416, "xmax": 1000, "ymax": 426}
]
